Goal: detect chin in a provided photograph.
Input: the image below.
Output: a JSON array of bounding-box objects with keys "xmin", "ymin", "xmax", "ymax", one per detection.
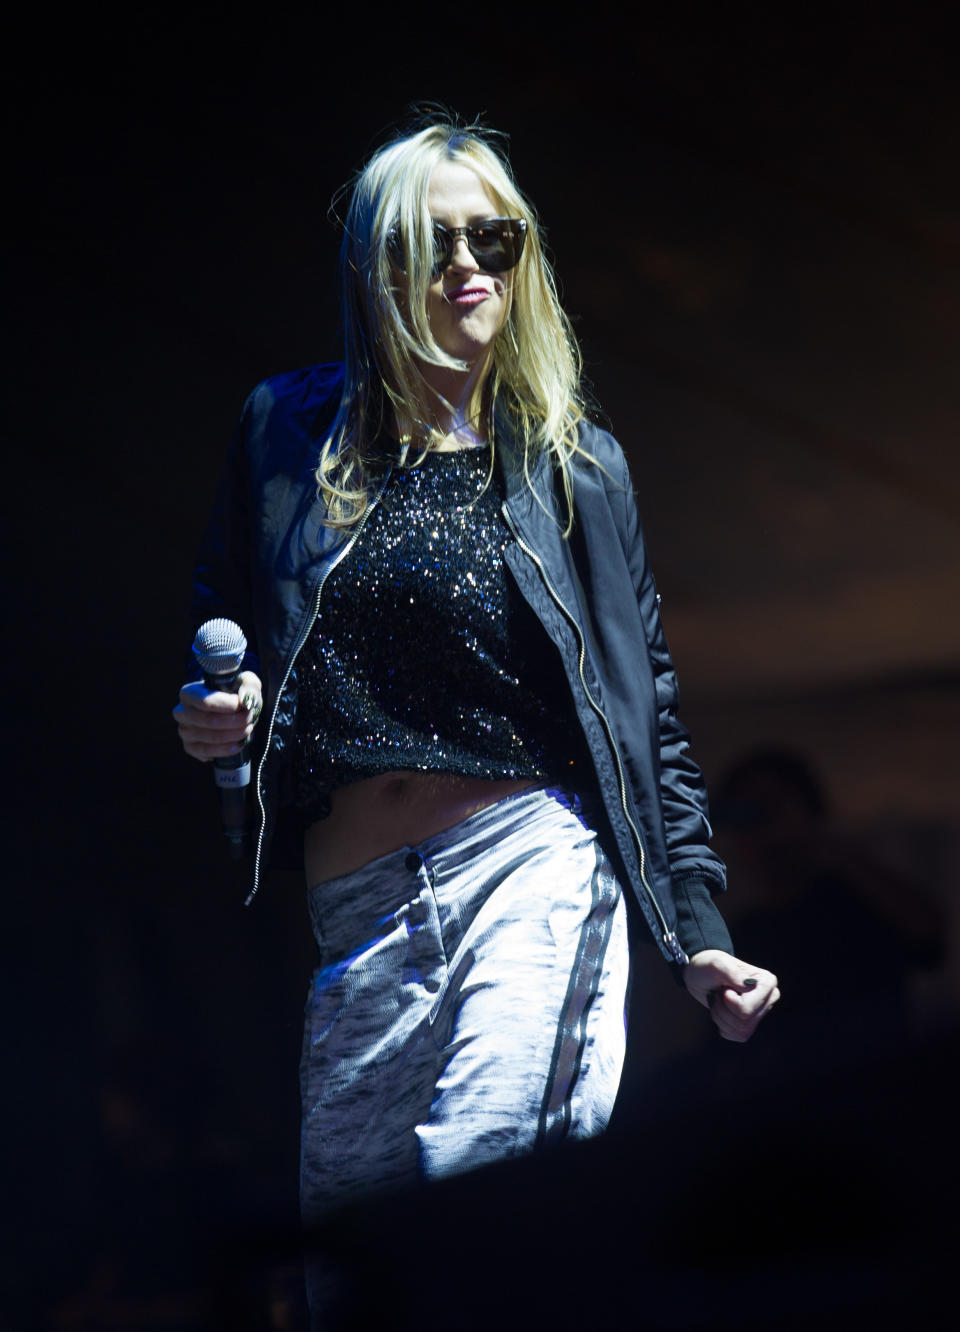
[
  {"xmin": 432, "ymin": 303, "xmax": 507, "ymax": 364},
  {"xmin": 439, "ymin": 323, "xmax": 503, "ymax": 366},
  {"xmin": 452, "ymin": 338, "xmax": 495, "ymax": 365}
]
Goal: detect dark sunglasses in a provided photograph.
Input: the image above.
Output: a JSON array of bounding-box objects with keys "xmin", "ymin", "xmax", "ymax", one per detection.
[{"xmin": 388, "ymin": 217, "xmax": 527, "ymax": 276}]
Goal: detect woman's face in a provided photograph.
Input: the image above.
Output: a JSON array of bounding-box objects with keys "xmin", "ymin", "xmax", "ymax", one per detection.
[{"xmin": 423, "ymin": 159, "xmax": 513, "ymax": 366}]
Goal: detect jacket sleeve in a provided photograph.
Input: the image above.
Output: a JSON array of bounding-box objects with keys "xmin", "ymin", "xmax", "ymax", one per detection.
[
  {"xmin": 188, "ymin": 390, "xmax": 262, "ymax": 680},
  {"xmin": 611, "ymin": 446, "xmax": 734, "ymax": 957}
]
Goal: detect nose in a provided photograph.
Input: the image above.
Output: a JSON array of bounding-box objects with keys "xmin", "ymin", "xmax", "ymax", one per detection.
[{"xmin": 447, "ymin": 234, "xmax": 479, "ymax": 274}]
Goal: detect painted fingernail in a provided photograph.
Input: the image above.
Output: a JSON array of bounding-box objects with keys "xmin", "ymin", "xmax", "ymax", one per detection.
[{"xmin": 742, "ymin": 977, "xmax": 758, "ymax": 989}]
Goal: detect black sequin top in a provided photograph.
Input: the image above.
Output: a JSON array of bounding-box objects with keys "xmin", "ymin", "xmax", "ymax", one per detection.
[{"xmin": 293, "ymin": 445, "xmax": 593, "ymax": 825}]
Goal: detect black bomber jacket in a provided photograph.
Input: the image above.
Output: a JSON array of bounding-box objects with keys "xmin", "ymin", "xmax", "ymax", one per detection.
[{"xmin": 191, "ymin": 364, "xmax": 734, "ymax": 967}]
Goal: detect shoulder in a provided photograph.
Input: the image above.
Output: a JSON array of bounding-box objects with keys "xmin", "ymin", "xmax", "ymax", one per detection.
[
  {"xmin": 236, "ymin": 364, "xmax": 345, "ymax": 479},
  {"xmin": 567, "ymin": 419, "xmax": 647, "ymax": 557},
  {"xmin": 242, "ymin": 362, "xmax": 345, "ymax": 434},
  {"xmin": 576, "ymin": 419, "xmax": 625, "ymax": 463},
  {"xmin": 571, "ymin": 419, "xmax": 633, "ymax": 494}
]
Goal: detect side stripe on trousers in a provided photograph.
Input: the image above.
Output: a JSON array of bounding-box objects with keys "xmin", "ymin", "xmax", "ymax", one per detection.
[{"xmin": 537, "ymin": 841, "xmax": 619, "ymax": 1147}]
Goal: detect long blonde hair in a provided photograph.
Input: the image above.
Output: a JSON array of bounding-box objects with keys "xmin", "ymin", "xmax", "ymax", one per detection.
[{"xmin": 318, "ymin": 115, "xmax": 590, "ymax": 531}]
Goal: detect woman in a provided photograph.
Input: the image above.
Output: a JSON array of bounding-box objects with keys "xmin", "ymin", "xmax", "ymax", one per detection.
[{"xmin": 174, "ymin": 117, "xmax": 779, "ymax": 1227}]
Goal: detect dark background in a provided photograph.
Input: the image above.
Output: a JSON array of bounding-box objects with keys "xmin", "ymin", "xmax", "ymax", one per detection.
[{"xmin": 5, "ymin": 8, "xmax": 959, "ymax": 1329}]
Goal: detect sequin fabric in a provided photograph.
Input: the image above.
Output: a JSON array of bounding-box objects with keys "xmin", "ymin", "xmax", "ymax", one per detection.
[{"xmin": 293, "ymin": 446, "xmax": 589, "ymax": 823}]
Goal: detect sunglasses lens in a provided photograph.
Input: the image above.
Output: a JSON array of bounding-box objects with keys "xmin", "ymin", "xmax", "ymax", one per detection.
[
  {"xmin": 430, "ymin": 226, "xmax": 454, "ymax": 274},
  {"xmin": 469, "ymin": 223, "xmax": 515, "ymax": 271}
]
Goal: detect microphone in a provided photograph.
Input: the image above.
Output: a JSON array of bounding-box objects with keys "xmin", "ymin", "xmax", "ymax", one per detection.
[{"xmin": 192, "ymin": 617, "xmax": 253, "ymax": 859}]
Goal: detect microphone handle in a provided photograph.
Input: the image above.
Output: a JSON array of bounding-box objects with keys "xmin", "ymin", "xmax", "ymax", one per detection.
[{"xmin": 202, "ymin": 665, "xmax": 251, "ymax": 859}]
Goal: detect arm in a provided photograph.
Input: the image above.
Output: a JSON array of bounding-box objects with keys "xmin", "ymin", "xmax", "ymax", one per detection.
[
  {"xmin": 173, "ymin": 391, "xmax": 265, "ymax": 762},
  {"xmin": 611, "ymin": 448, "xmax": 726, "ymax": 915},
  {"xmin": 188, "ymin": 390, "xmax": 263, "ymax": 679},
  {"xmin": 612, "ymin": 448, "xmax": 780, "ymax": 1037}
]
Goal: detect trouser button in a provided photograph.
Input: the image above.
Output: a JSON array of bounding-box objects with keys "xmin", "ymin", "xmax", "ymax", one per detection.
[{"xmin": 404, "ymin": 851, "xmax": 422, "ymax": 873}]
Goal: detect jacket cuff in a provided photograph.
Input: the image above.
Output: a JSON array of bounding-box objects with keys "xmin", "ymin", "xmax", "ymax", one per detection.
[{"xmin": 672, "ymin": 875, "xmax": 734, "ymax": 959}]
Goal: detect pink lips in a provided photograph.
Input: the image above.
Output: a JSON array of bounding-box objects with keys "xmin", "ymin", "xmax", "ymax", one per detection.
[{"xmin": 445, "ymin": 285, "xmax": 489, "ymax": 306}]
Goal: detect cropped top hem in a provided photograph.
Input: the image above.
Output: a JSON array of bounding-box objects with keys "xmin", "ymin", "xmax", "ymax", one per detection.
[{"xmin": 296, "ymin": 766, "xmax": 599, "ymax": 832}]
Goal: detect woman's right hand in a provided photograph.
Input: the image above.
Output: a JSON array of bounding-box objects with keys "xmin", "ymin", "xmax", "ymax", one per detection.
[{"xmin": 173, "ymin": 672, "xmax": 263, "ymax": 762}]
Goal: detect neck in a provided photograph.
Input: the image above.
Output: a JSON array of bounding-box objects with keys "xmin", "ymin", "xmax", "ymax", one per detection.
[{"xmin": 414, "ymin": 353, "xmax": 493, "ymax": 444}]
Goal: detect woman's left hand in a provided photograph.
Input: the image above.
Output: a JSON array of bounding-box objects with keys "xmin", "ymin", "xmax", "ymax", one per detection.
[{"xmin": 682, "ymin": 950, "xmax": 780, "ymax": 1042}]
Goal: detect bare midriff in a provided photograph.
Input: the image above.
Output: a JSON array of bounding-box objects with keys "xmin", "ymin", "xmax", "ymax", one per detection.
[{"xmin": 302, "ymin": 770, "xmax": 539, "ymax": 886}]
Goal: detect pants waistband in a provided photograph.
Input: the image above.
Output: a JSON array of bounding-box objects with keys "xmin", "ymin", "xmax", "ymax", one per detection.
[{"xmin": 305, "ymin": 784, "xmax": 594, "ymax": 950}]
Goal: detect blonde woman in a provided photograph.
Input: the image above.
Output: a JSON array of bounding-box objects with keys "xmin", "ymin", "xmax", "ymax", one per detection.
[{"xmin": 175, "ymin": 117, "xmax": 778, "ymax": 1237}]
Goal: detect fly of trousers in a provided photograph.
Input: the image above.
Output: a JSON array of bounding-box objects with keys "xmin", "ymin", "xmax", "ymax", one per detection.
[{"xmin": 299, "ymin": 784, "xmax": 630, "ymax": 1224}]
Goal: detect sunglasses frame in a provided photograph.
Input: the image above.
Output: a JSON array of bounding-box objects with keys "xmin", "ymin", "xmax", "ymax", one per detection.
[{"xmin": 388, "ymin": 217, "xmax": 527, "ymax": 277}]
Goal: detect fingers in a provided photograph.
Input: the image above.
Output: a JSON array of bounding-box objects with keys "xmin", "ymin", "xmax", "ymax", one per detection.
[
  {"xmin": 708, "ymin": 969, "xmax": 780, "ymax": 1043},
  {"xmin": 238, "ymin": 689, "xmax": 262, "ymax": 719},
  {"xmin": 684, "ymin": 950, "xmax": 780, "ymax": 1043},
  {"xmin": 173, "ymin": 673, "xmax": 264, "ymax": 761},
  {"xmin": 236, "ymin": 671, "xmax": 264, "ymax": 718}
]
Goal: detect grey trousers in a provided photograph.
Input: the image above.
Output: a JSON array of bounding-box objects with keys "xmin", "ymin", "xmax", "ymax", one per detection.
[{"xmin": 299, "ymin": 784, "xmax": 629, "ymax": 1224}]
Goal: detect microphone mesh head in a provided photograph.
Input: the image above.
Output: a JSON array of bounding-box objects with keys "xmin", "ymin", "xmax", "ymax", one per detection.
[{"xmin": 193, "ymin": 618, "xmax": 247, "ymax": 676}]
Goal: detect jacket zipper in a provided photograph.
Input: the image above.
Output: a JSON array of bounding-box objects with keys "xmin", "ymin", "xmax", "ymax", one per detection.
[
  {"xmin": 503, "ymin": 507, "xmax": 689, "ymax": 965},
  {"xmin": 246, "ymin": 472, "xmax": 391, "ymax": 905}
]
